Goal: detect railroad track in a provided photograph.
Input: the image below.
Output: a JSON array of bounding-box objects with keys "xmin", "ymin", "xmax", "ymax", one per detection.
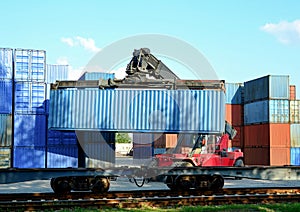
[{"xmin": 1, "ymin": 187, "xmax": 300, "ymax": 211}]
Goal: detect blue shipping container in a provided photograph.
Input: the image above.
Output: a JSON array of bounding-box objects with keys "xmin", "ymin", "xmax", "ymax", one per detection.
[
  {"xmin": 244, "ymin": 99, "xmax": 289, "ymax": 125},
  {"xmin": 0, "ymin": 80, "xmax": 13, "ymax": 113},
  {"xmin": 78, "ymin": 72, "xmax": 115, "ymax": 81},
  {"xmin": 47, "ymin": 145, "xmax": 78, "ymax": 168},
  {"xmin": 13, "ymin": 146, "xmax": 46, "ymax": 168},
  {"xmin": 47, "ymin": 130, "xmax": 77, "ymax": 145},
  {"xmin": 225, "ymin": 83, "xmax": 244, "ymax": 104},
  {"xmin": 244, "ymin": 75, "xmax": 289, "ymax": 103},
  {"xmin": 14, "ymin": 81, "xmax": 47, "ymax": 114},
  {"xmin": 49, "ymin": 89, "xmax": 225, "ymax": 133},
  {"xmin": 14, "ymin": 114, "xmax": 47, "ymax": 146},
  {"xmin": 76, "ymin": 131, "xmax": 115, "ymax": 144},
  {"xmin": 290, "ymin": 147, "xmax": 300, "ymax": 166},
  {"xmin": 0, "ymin": 114, "xmax": 12, "ymax": 146},
  {"xmin": 46, "ymin": 64, "xmax": 69, "ymax": 83},
  {"xmin": 14, "ymin": 49, "xmax": 46, "ymax": 82},
  {"xmin": 0, "ymin": 48, "xmax": 13, "ymax": 79}
]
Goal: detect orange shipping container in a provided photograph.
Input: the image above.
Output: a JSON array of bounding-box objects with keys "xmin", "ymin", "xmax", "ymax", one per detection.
[
  {"xmin": 270, "ymin": 147, "xmax": 290, "ymax": 166},
  {"xmin": 166, "ymin": 134, "xmax": 178, "ymax": 148},
  {"xmin": 244, "ymin": 124, "xmax": 290, "ymax": 148},
  {"xmin": 225, "ymin": 104, "xmax": 243, "ymax": 126},
  {"xmin": 290, "ymin": 85, "xmax": 296, "ymax": 100}
]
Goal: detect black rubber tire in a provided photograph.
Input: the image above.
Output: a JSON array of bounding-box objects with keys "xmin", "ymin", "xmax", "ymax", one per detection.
[
  {"xmin": 234, "ymin": 159, "xmax": 244, "ymax": 167},
  {"xmin": 91, "ymin": 178, "xmax": 110, "ymax": 193},
  {"xmin": 210, "ymin": 175, "xmax": 224, "ymax": 190},
  {"xmin": 52, "ymin": 178, "xmax": 71, "ymax": 194}
]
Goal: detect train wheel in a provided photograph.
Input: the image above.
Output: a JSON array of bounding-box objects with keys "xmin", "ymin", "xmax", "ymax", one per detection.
[
  {"xmin": 91, "ymin": 177, "xmax": 110, "ymax": 193},
  {"xmin": 165, "ymin": 176, "xmax": 178, "ymax": 190},
  {"xmin": 209, "ymin": 175, "xmax": 224, "ymax": 190},
  {"xmin": 175, "ymin": 175, "xmax": 195, "ymax": 190},
  {"xmin": 52, "ymin": 177, "xmax": 71, "ymax": 194}
]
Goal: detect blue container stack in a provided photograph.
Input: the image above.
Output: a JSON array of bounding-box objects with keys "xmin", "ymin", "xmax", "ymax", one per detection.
[
  {"xmin": 0, "ymin": 48, "xmax": 13, "ymax": 168},
  {"xmin": 13, "ymin": 49, "xmax": 47, "ymax": 168}
]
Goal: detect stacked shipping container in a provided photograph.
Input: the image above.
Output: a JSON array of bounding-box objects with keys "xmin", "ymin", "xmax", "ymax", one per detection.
[
  {"xmin": 243, "ymin": 75, "xmax": 291, "ymax": 165},
  {"xmin": 225, "ymin": 83, "xmax": 244, "ymax": 149},
  {"xmin": 0, "ymin": 48, "xmax": 13, "ymax": 168},
  {"xmin": 13, "ymin": 49, "xmax": 47, "ymax": 168}
]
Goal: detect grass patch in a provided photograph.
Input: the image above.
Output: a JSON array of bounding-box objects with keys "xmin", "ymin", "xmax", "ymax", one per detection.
[{"xmin": 52, "ymin": 203, "xmax": 300, "ymax": 212}]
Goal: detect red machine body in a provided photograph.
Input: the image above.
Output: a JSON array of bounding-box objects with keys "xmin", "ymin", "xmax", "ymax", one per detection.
[{"xmin": 155, "ymin": 133, "xmax": 244, "ymax": 167}]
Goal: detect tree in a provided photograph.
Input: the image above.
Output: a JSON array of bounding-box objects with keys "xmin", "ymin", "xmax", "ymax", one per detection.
[{"xmin": 116, "ymin": 133, "xmax": 132, "ymax": 143}]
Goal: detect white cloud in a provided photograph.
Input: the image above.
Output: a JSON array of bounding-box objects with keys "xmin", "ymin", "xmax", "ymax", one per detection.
[
  {"xmin": 261, "ymin": 20, "xmax": 300, "ymax": 44},
  {"xmin": 60, "ymin": 36, "xmax": 101, "ymax": 53},
  {"xmin": 75, "ymin": 36, "xmax": 101, "ymax": 53},
  {"xmin": 61, "ymin": 37, "xmax": 75, "ymax": 47}
]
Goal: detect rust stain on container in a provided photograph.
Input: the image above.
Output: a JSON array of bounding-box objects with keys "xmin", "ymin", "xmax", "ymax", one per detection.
[
  {"xmin": 244, "ymin": 124, "xmax": 290, "ymax": 148},
  {"xmin": 225, "ymin": 104, "xmax": 243, "ymax": 126}
]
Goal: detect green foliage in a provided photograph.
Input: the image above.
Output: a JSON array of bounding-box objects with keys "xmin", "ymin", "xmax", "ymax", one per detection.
[{"xmin": 116, "ymin": 133, "xmax": 132, "ymax": 143}]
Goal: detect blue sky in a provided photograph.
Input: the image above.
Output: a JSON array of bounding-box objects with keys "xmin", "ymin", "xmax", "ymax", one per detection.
[{"xmin": 1, "ymin": 0, "xmax": 300, "ymax": 97}]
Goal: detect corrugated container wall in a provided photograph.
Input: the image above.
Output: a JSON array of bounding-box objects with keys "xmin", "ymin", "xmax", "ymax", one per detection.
[
  {"xmin": 47, "ymin": 130, "xmax": 77, "ymax": 145},
  {"xmin": 48, "ymin": 89, "xmax": 225, "ymax": 133},
  {"xmin": 47, "ymin": 145, "xmax": 78, "ymax": 168},
  {"xmin": 76, "ymin": 131, "xmax": 116, "ymax": 168},
  {"xmin": 46, "ymin": 64, "xmax": 69, "ymax": 83},
  {"xmin": 225, "ymin": 83, "xmax": 244, "ymax": 104},
  {"xmin": 244, "ymin": 100, "xmax": 289, "ymax": 125},
  {"xmin": 290, "ymin": 85, "xmax": 296, "ymax": 100},
  {"xmin": 14, "ymin": 114, "xmax": 46, "ymax": 146},
  {"xmin": 14, "ymin": 49, "xmax": 46, "ymax": 82},
  {"xmin": 244, "ymin": 147, "xmax": 269, "ymax": 165},
  {"xmin": 78, "ymin": 72, "xmax": 115, "ymax": 81},
  {"xmin": 13, "ymin": 146, "xmax": 45, "ymax": 168},
  {"xmin": 244, "ymin": 75, "xmax": 289, "ymax": 103},
  {"xmin": 14, "ymin": 82, "xmax": 47, "ymax": 114},
  {"xmin": 81, "ymin": 142, "xmax": 116, "ymax": 168},
  {"xmin": 290, "ymin": 147, "xmax": 300, "ymax": 165},
  {"xmin": 0, "ymin": 114, "xmax": 12, "ymax": 146},
  {"xmin": 0, "ymin": 80, "xmax": 13, "ymax": 113},
  {"xmin": 244, "ymin": 147, "xmax": 290, "ymax": 166},
  {"xmin": 290, "ymin": 124, "xmax": 300, "ymax": 147},
  {"xmin": 225, "ymin": 104, "xmax": 243, "ymax": 126},
  {"xmin": 244, "ymin": 123, "xmax": 290, "ymax": 148},
  {"xmin": 290, "ymin": 100, "xmax": 300, "ymax": 123},
  {"xmin": 0, "ymin": 48, "xmax": 13, "ymax": 79}
]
